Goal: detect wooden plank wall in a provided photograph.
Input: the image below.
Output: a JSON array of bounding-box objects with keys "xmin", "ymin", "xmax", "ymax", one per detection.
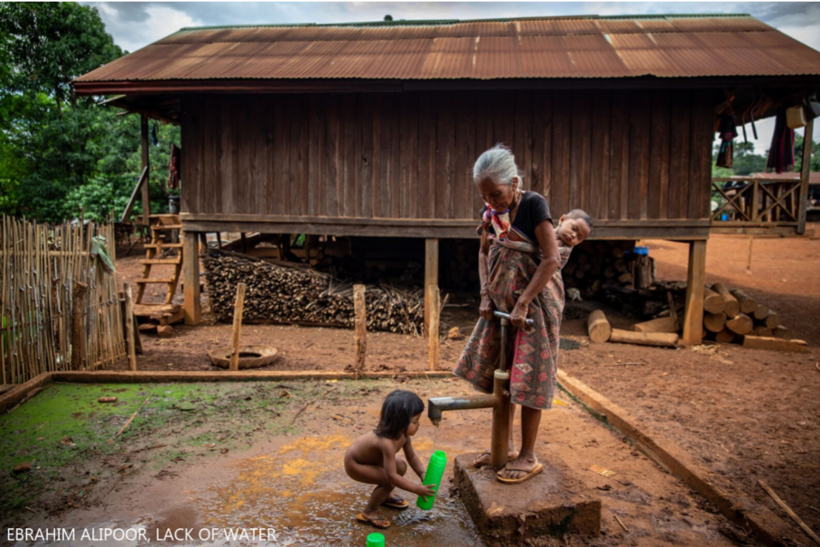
[{"xmin": 181, "ymin": 89, "xmax": 714, "ymax": 222}]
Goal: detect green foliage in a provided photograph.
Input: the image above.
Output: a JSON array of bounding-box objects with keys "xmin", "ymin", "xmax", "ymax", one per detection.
[
  {"xmin": 0, "ymin": 2, "xmax": 180, "ymax": 224},
  {"xmin": 795, "ymin": 133, "xmax": 820, "ymax": 173}
]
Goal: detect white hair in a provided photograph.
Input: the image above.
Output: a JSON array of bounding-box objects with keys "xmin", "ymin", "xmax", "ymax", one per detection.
[{"xmin": 473, "ymin": 144, "xmax": 522, "ymax": 187}]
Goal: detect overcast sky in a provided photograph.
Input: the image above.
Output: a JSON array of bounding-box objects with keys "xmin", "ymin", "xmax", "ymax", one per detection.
[{"xmin": 82, "ymin": 1, "xmax": 820, "ymax": 155}]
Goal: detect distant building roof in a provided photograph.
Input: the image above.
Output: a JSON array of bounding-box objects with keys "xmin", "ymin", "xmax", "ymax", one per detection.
[{"xmin": 75, "ymin": 14, "xmax": 820, "ymax": 85}]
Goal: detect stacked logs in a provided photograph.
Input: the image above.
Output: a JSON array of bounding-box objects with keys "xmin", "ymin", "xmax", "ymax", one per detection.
[
  {"xmin": 703, "ymin": 283, "xmax": 791, "ymax": 344},
  {"xmin": 202, "ymin": 250, "xmax": 424, "ymax": 335},
  {"xmin": 563, "ymin": 241, "xmax": 642, "ymax": 299}
]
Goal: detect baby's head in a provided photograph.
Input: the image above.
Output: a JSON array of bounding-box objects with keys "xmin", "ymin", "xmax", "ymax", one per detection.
[
  {"xmin": 374, "ymin": 390, "xmax": 425, "ymax": 440},
  {"xmin": 556, "ymin": 209, "xmax": 592, "ymax": 247}
]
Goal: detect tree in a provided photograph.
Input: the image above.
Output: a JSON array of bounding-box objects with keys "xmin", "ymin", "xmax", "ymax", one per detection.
[{"xmin": 795, "ymin": 133, "xmax": 820, "ymax": 173}]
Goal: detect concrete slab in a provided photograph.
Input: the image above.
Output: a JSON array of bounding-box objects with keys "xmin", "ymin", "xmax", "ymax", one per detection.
[{"xmin": 454, "ymin": 452, "xmax": 601, "ymax": 546}]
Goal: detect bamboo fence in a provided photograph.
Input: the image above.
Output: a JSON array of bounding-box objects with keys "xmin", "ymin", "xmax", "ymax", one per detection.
[{"xmin": 0, "ymin": 215, "xmax": 126, "ymax": 385}]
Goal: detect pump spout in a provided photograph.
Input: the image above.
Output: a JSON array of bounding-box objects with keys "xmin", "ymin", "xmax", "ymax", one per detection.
[{"xmin": 427, "ymin": 394, "xmax": 497, "ymax": 427}]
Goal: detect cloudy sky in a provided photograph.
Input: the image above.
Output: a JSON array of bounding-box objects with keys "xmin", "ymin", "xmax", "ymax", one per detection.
[{"xmin": 82, "ymin": 1, "xmax": 820, "ymax": 154}]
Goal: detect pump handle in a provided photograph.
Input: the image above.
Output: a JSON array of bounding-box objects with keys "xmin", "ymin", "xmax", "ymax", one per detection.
[{"xmin": 492, "ymin": 310, "xmax": 535, "ymax": 326}]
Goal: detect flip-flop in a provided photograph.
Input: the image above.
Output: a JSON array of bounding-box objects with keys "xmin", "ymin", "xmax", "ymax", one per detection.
[
  {"xmin": 356, "ymin": 513, "xmax": 391, "ymax": 529},
  {"xmin": 496, "ymin": 461, "xmax": 544, "ymax": 484},
  {"xmin": 381, "ymin": 495, "xmax": 409, "ymax": 510}
]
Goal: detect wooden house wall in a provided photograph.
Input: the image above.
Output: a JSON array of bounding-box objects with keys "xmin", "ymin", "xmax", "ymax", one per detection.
[{"xmin": 181, "ymin": 89, "xmax": 713, "ymax": 233}]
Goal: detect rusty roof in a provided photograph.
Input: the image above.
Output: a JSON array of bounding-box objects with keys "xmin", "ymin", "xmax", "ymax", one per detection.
[{"xmin": 75, "ymin": 14, "xmax": 820, "ymax": 85}]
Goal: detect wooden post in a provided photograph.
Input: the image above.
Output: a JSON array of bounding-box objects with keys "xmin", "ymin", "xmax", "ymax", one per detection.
[
  {"xmin": 71, "ymin": 282, "xmax": 88, "ymax": 371},
  {"xmin": 124, "ymin": 284, "xmax": 137, "ymax": 371},
  {"xmin": 682, "ymin": 240, "xmax": 707, "ymax": 344},
  {"xmin": 140, "ymin": 114, "xmax": 150, "ymax": 226},
  {"xmin": 424, "ymin": 238, "xmax": 439, "ymax": 336},
  {"xmin": 182, "ymin": 231, "xmax": 201, "ymax": 325},
  {"xmin": 353, "ymin": 284, "xmax": 366, "ymax": 374},
  {"xmin": 427, "ymin": 285, "xmax": 440, "ymax": 371},
  {"xmin": 798, "ymin": 118, "xmax": 814, "ymax": 234},
  {"xmin": 229, "ymin": 282, "xmax": 247, "ymax": 371}
]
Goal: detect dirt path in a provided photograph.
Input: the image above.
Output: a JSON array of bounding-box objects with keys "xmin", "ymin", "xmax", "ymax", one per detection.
[{"xmin": 2, "ymin": 378, "xmax": 741, "ymax": 546}]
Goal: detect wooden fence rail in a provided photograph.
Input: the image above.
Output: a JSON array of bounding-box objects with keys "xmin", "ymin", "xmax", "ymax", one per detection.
[
  {"xmin": 1, "ymin": 216, "xmax": 125, "ymax": 385},
  {"xmin": 711, "ymin": 177, "xmax": 803, "ymax": 229}
]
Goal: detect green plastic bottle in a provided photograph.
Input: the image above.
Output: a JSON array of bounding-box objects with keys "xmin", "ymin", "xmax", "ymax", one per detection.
[
  {"xmin": 366, "ymin": 532, "xmax": 384, "ymax": 547},
  {"xmin": 416, "ymin": 450, "xmax": 447, "ymax": 510}
]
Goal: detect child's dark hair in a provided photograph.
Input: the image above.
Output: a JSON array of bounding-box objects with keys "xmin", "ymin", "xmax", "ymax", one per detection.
[
  {"xmin": 566, "ymin": 209, "xmax": 593, "ymax": 229},
  {"xmin": 374, "ymin": 390, "xmax": 425, "ymax": 440}
]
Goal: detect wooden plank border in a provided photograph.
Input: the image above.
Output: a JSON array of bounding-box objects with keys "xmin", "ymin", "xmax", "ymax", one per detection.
[{"xmin": 557, "ymin": 370, "xmax": 804, "ymax": 547}]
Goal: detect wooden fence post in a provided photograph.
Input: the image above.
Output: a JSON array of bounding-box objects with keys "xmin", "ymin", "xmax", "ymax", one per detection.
[
  {"xmin": 424, "ymin": 238, "xmax": 439, "ymax": 335},
  {"xmin": 124, "ymin": 284, "xmax": 137, "ymax": 371},
  {"xmin": 428, "ymin": 285, "xmax": 440, "ymax": 371},
  {"xmin": 71, "ymin": 282, "xmax": 88, "ymax": 371},
  {"xmin": 182, "ymin": 231, "xmax": 201, "ymax": 325},
  {"xmin": 229, "ymin": 282, "xmax": 247, "ymax": 371},
  {"xmin": 798, "ymin": 118, "xmax": 814, "ymax": 234},
  {"xmin": 354, "ymin": 284, "xmax": 366, "ymax": 375}
]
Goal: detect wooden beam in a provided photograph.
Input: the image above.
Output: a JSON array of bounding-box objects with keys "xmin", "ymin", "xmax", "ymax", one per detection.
[
  {"xmin": 424, "ymin": 238, "xmax": 439, "ymax": 335},
  {"xmin": 121, "ymin": 166, "xmax": 149, "ymax": 223},
  {"xmin": 798, "ymin": 118, "xmax": 814, "ymax": 234},
  {"xmin": 427, "ymin": 285, "xmax": 440, "ymax": 371},
  {"xmin": 182, "ymin": 231, "xmax": 201, "ymax": 325},
  {"xmin": 140, "ymin": 114, "xmax": 150, "ymax": 226},
  {"xmin": 682, "ymin": 240, "xmax": 707, "ymax": 344}
]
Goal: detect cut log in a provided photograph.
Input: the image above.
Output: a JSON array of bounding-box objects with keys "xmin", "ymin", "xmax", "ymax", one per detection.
[
  {"xmin": 156, "ymin": 325, "xmax": 174, "ymax": 338},
  {"xmin": 703, "ymin": 312, "xmax": 727, "ymax": 333},
  {"xmin": 753, "ymin": 325, "xmax": 773, "ymax": 337},
  {"xmin": 753, "ymin": 304, "xmax": 769, "ymax": 321},
  {"xmin": 587, "ymin": 310, "xmax": 612, "ymax": 343},
  {"xmin": 703, "ymin": 287, "xmax": 725, "ymax": 314},
  {"xmin": 761, "ymin": 310, "xmax": 780, "ymax": 329},
  {"xmin": 715, "ymin": 328, "xmax": 736, "ymax": 344},
  {"xmin": 772, "ymin": 325, "xmax": 792, "ymax": 339},
  {"xmin": 632, "ymin": 316, "xmax": 678, "ymax": 334},
  {"xmin": 726, "ymin": 313, "xmax": 753, "ymax": 335},
  {"xmin": 609, "ymin": 329, "xmax": 678, "ymax": 348},
  {"xmin": 729, "ymin": 289, "xmax": 757, "ymax": 315},
  {"xmin": 743, "ymin": 336, "xmax": 807, "ymax": 353},
  {"xmin": 711, "ymin": 283, "xmax": 740, "ymax": 318}
]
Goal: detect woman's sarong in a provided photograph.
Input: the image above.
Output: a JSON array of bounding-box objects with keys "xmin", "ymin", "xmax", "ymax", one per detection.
[{"xmin": 453, "ymin": 230, "xmax": 572, "ymax": 410}]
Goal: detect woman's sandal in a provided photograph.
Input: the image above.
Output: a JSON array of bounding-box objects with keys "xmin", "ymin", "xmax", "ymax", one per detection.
[
  {"xmin": 381, "ymin": 495, "xmax": 409, "ymax": 510},
  {"xmin": 356, "ymin": 513, "xmax": 391, "ymax": 529},
  {"xmin": 496, "ymin": 461, "xmax": 544, "ymax": 484}
]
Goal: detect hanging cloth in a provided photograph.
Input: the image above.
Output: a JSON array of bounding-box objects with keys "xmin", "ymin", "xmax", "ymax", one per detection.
[
  {"xmin": 167, "ymin": 143, "xmax": 181, "ymax": 189},
  {"xmin": 715, "ymin": 113, "xmax": 737, "ymax": 169},
  {"xmin": 766, "ymin": 109, "xmax": 795, "ymax": 173}
]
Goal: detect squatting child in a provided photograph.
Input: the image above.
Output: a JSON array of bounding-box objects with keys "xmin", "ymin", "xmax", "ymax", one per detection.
[{"xmin": 344, "ymin": 390, "xmax": 436, "ymax": 530}]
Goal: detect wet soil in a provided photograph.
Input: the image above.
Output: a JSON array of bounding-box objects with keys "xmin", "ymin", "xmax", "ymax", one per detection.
[{"xmin": 2, "ymin": 379, "xmax": 740, "ymax": 546}]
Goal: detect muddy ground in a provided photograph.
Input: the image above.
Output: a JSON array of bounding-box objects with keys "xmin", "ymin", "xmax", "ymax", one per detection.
[
  {"xmin": 2, "ymin": 378, "xmax": 746, "ymax": 546},
  {"xmin": 45, "ymin": 228, "xmax": 820, "ymax": 543}
]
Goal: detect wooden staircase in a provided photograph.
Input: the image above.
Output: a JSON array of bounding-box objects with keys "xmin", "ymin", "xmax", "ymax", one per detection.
[{"xmin": 136, "ymin": 215, "xmax": 183, "ymax": 305}]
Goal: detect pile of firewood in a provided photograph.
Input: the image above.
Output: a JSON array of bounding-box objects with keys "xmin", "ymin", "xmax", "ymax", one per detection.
[
  {"xmin": 202, "ymin": 250, "xmax": 424, "ymax": 334},
  {"xmin": 564, "ymin": 241, "xmax": 650, "ymax": 299},
  {"xmin": 703, "ymin": 283, "xmax": 790, "ymax": 344}
]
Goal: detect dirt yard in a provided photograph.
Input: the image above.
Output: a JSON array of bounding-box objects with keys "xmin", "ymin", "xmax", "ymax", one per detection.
[
  {"xmin": 2, "ymin": 378, "xmax": 745, "ymax": 546},
  {"xmin": 107, "ymin": 229, "xmax": 820, "ymax": 544}
]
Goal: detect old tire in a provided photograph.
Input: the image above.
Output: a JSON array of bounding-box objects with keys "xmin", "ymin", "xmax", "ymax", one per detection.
[{"xmin": 208, "ymin": 345, "xmax": 279, "ymax": 369}]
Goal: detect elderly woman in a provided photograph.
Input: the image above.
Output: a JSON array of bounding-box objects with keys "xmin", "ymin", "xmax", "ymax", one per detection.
[{"xmin": 454, "ymin": 145, "xmax": 592, "ymax": 484}]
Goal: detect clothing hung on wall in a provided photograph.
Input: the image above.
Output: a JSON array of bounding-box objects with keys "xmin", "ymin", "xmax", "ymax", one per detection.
[{"xmin": 766, "ymin": 109, "xmax": 795, "ymax": 174}]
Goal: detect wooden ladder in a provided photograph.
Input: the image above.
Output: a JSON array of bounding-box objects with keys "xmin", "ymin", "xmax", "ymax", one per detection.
[{"xmin": 135, "ymin": 214, "xmax": 184, "ymax": 305}]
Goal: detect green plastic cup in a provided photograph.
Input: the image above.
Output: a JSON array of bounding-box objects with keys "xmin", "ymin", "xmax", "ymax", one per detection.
[
  {"xmin": 366, "ymin": 532, "xmax": 385, "ymax": 547},
  {"xmin": 416, "ymin": 450, "xmax": 447, "ymax": 510}
]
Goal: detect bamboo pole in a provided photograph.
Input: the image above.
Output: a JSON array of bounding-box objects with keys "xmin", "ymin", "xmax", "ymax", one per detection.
[
  {"xmin": 229, "ymin": 283, "xmax": 247, "ymax": 371},
  {"xmin": 124, "ymin": 284, "xmax": 137, "ymax": 371}
]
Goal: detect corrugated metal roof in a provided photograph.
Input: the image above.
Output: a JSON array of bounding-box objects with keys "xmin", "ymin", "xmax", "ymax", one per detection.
[{"xmin": 75, "ymin": 14, "xmax": 820, "ymax": 83}]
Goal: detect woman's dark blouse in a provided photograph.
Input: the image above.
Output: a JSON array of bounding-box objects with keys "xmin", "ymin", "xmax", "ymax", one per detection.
[{"xmin": 479, "ymin": 191, "xmax": 552, "ymax": 243}]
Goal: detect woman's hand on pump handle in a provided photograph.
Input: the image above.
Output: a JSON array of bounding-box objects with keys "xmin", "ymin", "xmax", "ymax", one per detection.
[
  {"xmin": 479, "ymin": 295, "xmax": 495, "ymax": 320},
  {"xmin": 510, "ymin": 299, "xmax": 531, "ymax": 330}
]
